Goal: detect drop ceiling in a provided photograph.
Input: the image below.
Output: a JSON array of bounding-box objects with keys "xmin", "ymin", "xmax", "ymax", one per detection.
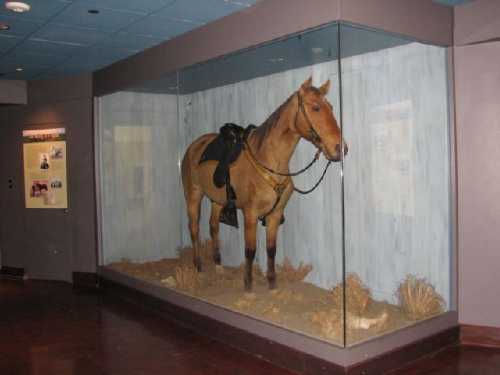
[
  {"xmin": 0, "ymin": 0, "xmax": 473, "ymax": 81},
  {"xmin": 0, "ymin": 0, "xmax": 258, "ymax": 80}
]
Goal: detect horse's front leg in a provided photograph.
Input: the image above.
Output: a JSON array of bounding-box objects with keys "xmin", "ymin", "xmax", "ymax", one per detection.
[
  {"xmin": 243, "ymin": 210, "xmax": 258, "ymax": 291},
  {"xmin": 265, "ymin": 213, "xmax": 281, "ymax": 290}
]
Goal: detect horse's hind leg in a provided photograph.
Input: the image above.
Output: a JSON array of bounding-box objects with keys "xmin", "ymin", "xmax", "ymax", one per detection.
[
  {"xmin": 209, "ymin": 202, "xmax": 223, "ymax": 265},
  {"xmin": 186, "ymin": 189, "xmax": 203, "ymax": 272}
]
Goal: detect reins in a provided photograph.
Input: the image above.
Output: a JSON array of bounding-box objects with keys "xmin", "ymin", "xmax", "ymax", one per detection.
[{"xmin": 244, "ymin": 91, "xmax": 333, "ymax": 196}]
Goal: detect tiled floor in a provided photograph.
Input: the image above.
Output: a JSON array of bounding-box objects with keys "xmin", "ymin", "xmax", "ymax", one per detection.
[{"xmin": 1, "ymin": 280, "xmax": 499, "ymax": 375}]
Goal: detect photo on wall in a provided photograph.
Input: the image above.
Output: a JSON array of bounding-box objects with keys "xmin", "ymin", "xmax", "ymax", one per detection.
[{"xmin": 23, "ymin": 128, "xmax": 68, "ymax": 209}]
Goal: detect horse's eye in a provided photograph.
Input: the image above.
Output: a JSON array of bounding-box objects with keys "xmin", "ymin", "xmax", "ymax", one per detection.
[{"xmin": 312, "ymin": 103, "xmax": 320, "ymax": 112}]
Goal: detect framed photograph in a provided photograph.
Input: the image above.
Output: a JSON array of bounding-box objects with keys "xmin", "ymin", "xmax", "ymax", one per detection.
[{"xmin": 23, "ymin": 128, "xmax": 68, "ymax": 209}]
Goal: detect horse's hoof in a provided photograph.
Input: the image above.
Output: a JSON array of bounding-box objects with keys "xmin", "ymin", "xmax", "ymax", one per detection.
[
  {"xmin": 244, "ymin": 279, "xmax": 253, "ymax": 292},
  {"xmin": 194, "ymin": 257, "xmax": 202, "ymax": 272},
  {"xmin": 268, "ymin": 280, "xmax": 277, "ymax": 290},
  {"xmin": 213, "ymin": 253, "xmax": 221, "ymax": 265}
]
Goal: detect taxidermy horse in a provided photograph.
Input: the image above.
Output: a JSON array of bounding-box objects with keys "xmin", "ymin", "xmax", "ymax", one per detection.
[{"xmin": 181, "ymin": 77, "xmax": 347, "ymax": 291}]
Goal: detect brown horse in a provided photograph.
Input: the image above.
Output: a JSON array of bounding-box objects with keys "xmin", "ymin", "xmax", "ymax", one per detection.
[{"xmin": 181, "ymin": 77, "xmax": 347, "ymax": 291}]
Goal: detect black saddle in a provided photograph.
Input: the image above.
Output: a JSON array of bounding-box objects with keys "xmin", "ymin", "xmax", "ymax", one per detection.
[{"xmin": 199, "ymin": 123, "xmax": 255, "ymax": 228}]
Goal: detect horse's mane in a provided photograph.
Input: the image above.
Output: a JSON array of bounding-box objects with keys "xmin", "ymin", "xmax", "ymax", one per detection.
[{"xmin": 253, "ymin": 91, "xmax": 297, "ymax": 150}]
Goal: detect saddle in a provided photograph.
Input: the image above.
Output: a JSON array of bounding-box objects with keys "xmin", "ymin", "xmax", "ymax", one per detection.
[{"xmin": 199, "ymin": 123, "xmax": 255, "ymax": 228}]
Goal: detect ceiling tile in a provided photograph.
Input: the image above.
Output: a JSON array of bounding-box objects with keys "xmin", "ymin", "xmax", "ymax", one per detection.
[
  {"xmin": 30, "ymin": 24, "xmax": 110, "ymax": 46},
  {"xmin": 61, "ymin": 47, "xmax": 137, "ymax": 71},
  {"xmin": 0, "ymin": 16, "xmax": 43, "ymax": 37},
  {"xmin": 0, "ymin": 34, "xmax": 21, "ymax": 53},
  {"xmin": 154, "ymin": 0, "xmax": 245, "ymax": 23},
  {"xmin": 51, "ymin": 3, "xmax": 145, "ymax": 33},
  {"xmin": 124, "ymin": 16, "xmax": 199, "ymax": 39},
  {"xmin": 1, "ymin": 49, "xmax": 68, "ymax": 66},
  {"xmin": 77, "ymin": 0, "xmax": 177, "ymax": 14},
  {"xmin": 21, "ymin": 38, "xmax": 84, "ymax": 56},
  {"xmin": 0, "ymin": 0, "xmax": 71, "ymax": 22},
  {"xmin": 97, "ymin": 32, "xmax": 164, "ymax": 52}
]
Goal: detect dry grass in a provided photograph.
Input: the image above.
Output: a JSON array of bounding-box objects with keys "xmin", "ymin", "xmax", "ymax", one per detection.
[
  {"xmin": 396, "ymin": 275, "xmax": 445, "ymax": 321},
  {"xmin": 174, "ymin": 265, "xmax": 201, "ymax": 291},
  {"xmin": 311, "ymin": 309, "xmax": 343, "ymax": 339},
  {"xmin": 331, "ymin": 273, "xmax": 372, "ymax": 315},
  {"xmin": 177, "ymin": 240, "xmax": 214, "ymax": 266},
  {"xmin": 277, "ymin": 257, "xmax": 312, "ymax": 283}
]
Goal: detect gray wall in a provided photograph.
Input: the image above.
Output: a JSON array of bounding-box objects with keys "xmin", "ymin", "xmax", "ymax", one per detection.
[
  {"xmin": 454, "ymin": 0, "xmax": 500, "ymax": 328},
  {"xmin": 0, "ymin": 80, "xmax": 27, "ymax": 105},
  {"xmin": 0, "ymin": 73, "xmax": 96, "ymax": 281}
]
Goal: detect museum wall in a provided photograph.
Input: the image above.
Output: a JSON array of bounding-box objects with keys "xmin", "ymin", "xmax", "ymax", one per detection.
[
  {"xmin": 0, "ymin": 80, "xmax": 27, "ymax": 105},
  {"xmin": 0, "ymin": 73, "xmax": 96, "ymax": 281},
  {"xmin": 454, "ymin": 0, "xmax": 500, "ymax": 328}
]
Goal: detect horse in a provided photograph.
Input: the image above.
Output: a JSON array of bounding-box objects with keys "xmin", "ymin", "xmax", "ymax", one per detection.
[{"xmin": 181, "ymin": 77, "xmax": 347, "ymax": 291}]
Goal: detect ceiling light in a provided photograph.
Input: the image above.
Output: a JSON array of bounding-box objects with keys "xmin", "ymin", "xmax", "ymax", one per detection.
[
  {"xmin": 15, "ymin": 67, "xmax": 23, "ymax": 72},
  {"xmin": 88, "ymin": 9, "xmax": 99, "ymax": 14},
  {"xmin": 5, "ymin": 2, "xmax": 31, "ymax": 13},
  {"xmin": 0, "ymin": 23, "xmax": 10, "ymax": 31}
]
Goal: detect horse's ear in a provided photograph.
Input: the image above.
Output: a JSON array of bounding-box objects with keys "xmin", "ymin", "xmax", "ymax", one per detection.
[
  {"xmin": 300, "ymin": 76, "xmax": 313, "ymax": 92},
  {"xmin": 319, "ymin": 80, "xmax": 331, "ymax": 96}
]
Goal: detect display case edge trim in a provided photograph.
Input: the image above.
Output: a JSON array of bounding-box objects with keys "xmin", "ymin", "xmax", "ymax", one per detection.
[{"xmin": 93, "ymin": 0, "xmax": 452, "ymax": 97}]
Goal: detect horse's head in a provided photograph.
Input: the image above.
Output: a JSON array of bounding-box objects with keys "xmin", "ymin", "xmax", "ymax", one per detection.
[{"xmin": 292, "ymin": 77, "xmax": 348, "ymax": 162}]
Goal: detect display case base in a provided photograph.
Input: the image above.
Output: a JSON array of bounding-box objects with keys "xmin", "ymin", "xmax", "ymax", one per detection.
[
  {"xmin": 99, "ymin": 267, "xmax": 459, "ymax": 375},
  {"xmin": 0, "ymin": 266, "xmax": 25, "ymax": 281},
  {"xmin": 72, "ymin": 272, "xmax": 99, "ymax": 290}
]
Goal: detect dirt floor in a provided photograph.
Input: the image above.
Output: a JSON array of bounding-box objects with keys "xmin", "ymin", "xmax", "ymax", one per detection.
[{"xmin": 108, "ymin": 242, "xmax": 444, "ymax": 346}]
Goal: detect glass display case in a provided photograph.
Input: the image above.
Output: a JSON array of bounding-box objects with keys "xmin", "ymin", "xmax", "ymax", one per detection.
[{"xmin": 96, "ymin": 22, "xmax": 454, "ymax": 350}]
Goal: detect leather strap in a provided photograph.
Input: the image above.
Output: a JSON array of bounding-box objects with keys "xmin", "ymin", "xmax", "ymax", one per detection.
[{"xmin": 243, "ymin": 147, "xmax": 291, "ymax": 196}]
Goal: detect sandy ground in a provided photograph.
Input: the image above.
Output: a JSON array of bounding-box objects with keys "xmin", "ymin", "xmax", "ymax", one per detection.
[{"xmin": 108, "ymin": 245, "xmax": 443, "ymax": 346}]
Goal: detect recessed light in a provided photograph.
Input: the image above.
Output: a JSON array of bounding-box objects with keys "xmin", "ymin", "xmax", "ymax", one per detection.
[
  {"xmin": 15, "ymin": 67, "xmax": 23, "ymax": 72},
  {"xmin": 0, "ymin": 23, "xmax": 10, "ymax": 31},
  {"xmin": 5, "ymin": 2, "xmax": 31, "ymax": 13},
  {"xmin": 88, "ymin": 9, "xmax": 100, "ymax": 14}
]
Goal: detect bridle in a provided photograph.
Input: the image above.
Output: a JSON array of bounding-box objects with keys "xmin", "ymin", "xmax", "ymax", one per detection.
[
  {"xmin": 243, "ymin": 90, "xmax": 335, "ymax": 223},
  {"xmin": 244, "ymin": 91, "xmax": 334, "ymax": 194}
]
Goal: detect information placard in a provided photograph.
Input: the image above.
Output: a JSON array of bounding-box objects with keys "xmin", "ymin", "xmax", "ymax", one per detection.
[{"xmin": 23, "ymin": 128, "xmax": 68, "ymax": 209}]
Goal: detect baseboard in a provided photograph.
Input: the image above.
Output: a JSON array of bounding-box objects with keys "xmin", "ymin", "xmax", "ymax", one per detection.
[
  {"xmin": 72, "ymin": 272, "xmax": 99, "ymax": 290},
  {"xmin": 461, "ymin": 324, "xmax": 500, "ymax": 348},
  {"xmin": 0, "ymin": 266, "xmax": 25, "ymax": 281},
  {"xmin": 100, "ymin": 275, "xmax": 459, "ymax": 375},
  {"xmin": 348, "ymin": 326, "xmax": 459, "ymax": 374}
]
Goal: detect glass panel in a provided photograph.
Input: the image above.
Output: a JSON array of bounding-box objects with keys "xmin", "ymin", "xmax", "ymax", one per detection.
[
  {"xmin": 98, "ymin": 73, "xmax": 181, "ymax": 265},
  {"xmin": 98, "ymin": 23, "xmax": 347, "ymax": 347},
  {"xmin": 178, "ymin": 23, "xmax": 345, "ymax": 346},
  {"xmin": 340, "ymin": 24, "xmax": 452, "ymax": 346},
  {"xmin": 96, "ymin": 21, "xmax": 454, "ymax": 350}
]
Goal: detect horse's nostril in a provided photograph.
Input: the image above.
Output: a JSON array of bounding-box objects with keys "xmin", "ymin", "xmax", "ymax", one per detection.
[{"xmin": 335, "ymin": 143, "xmax": 341, "ymax": 154}]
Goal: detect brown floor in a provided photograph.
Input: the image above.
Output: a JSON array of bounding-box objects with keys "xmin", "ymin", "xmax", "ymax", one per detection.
[{"xmin": 1, "ymin": 280, "xmax": 499, "ymax": 375}]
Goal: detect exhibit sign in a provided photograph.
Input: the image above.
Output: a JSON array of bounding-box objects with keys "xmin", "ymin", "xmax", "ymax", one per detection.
[{"xmin": 23, "ymin": 128, "xmax": 68, "ymax": 209}]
